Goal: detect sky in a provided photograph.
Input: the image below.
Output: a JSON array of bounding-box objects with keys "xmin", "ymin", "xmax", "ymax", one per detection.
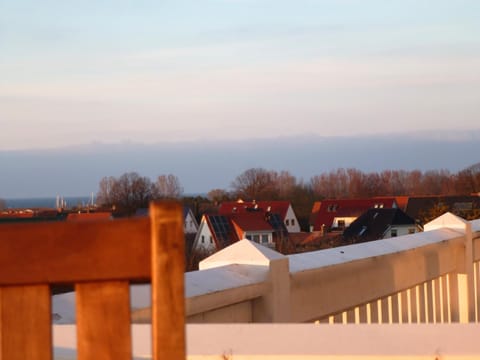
[{"xmin": 1, "ymin": 0, "xmax": 480, "ymax": 196}]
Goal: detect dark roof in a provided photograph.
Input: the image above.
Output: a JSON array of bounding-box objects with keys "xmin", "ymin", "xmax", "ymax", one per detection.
[
  {"xmin": 405, "ymin": 195, "xmax": 480, "ymax": 223},
  {"xmin": 204, "ymin": 211, "xmax": 290, "ymax": 251},
  {"xmin": 343, "ymin": 208, "xmax": 415, "ymax": 241},
  {"xmin": 310, "ymin": 197, "xmax": 397, "ymax": 231},
  {"xmin": 135, "ymin": 208, "xmax": 149, "ymax": 217},
  {"xmin": 205, "ymin": 215, "xmax": 239, "ymax": 249}
]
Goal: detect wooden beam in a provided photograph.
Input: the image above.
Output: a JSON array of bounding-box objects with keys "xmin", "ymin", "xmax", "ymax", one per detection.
[{"xmin": 0, "ymin": 218, "xmax": 150, "ymax": 285}]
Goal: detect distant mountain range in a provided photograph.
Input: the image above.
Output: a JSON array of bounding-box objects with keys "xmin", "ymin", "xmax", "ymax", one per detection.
[{"xmin": 1, "ymin": 130, "xmax": 479, "ymax": 198}]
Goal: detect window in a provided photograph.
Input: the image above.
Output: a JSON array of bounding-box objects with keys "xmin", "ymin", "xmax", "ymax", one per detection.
[
  {"xmin": 261, "ymin": 234, "xmax": 269, "ymax": 244},
  {"xmin": 209, "ymin": 236, "xmax": 213, "ymax": 244},
  {"xmin": 358, "ymin": 226, "xmax": 367, "ymax": 236},
  {"xmin": 201, "ymin": 235, "xmax": 205, "ymax": 243},
  {"xmin": 286, "ymin": 219, "xmax": 290, "ymax": 226},
  {"xmin": 252, "ymin": 235, "xmax": 260, "ymax": 243},
  {"xmin": 246, "ymin": 235, "xmax": 252, "ymax": 240},
  {"xmin": 291, "ymin": 219, "xmax": 295, "ymax": 226},
  {"xmin": 391, "ymin": 229, "xmax": 398, "ymax": 237},
  {"xmin": 328, "ymin": 204, "xmax": 338, "ymax": 212},
  {"xmin": 408, "ymin": 228, "xmax": 415, "ymax": 234},
  {"xmin": 337, "ymin": 220, "xmax": 345, "ymax": 229}
]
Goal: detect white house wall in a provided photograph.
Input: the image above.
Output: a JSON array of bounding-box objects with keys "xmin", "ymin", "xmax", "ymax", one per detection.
[
  {"xmin": 332, "ymin": 217, "xmax": 357, "ymax": 229},
  {"xmin": 285, "ymin": 205, "xmax": 301, "ymax": 233},
  {"xmin": 184, "ymin": 211, "xmax": 199, "ymax": 234},
  {"xmin": 383, "ymin": 224, "xmax": 418, "ymax": 239},
  {"xmin": 193, "ymin": 220, "xmax": 216, "ymax": 253}
]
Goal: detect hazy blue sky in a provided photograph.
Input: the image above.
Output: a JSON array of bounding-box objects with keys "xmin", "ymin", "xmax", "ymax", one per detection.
[
  {"xmin": 1, "ymin": 1, "xmax": 480, "ymax": 197},
  {"xmin": 1, "ymin": 0, "xmax": 479, "ymax": 150}
]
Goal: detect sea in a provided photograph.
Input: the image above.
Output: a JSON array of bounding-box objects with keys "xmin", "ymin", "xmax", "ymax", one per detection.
[{"xmin": 4, "ymin": 196, "xmax": 93, "ymax": 209}]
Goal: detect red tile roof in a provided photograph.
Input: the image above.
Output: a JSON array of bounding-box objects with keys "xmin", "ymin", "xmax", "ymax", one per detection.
[
  {"xmin": 393, "ymin": 196, "xmax": 409, "ymax": 211},
  {"xmin": 230, "ymin": 213, "xmax": 274, "ymax": 232},
  {"xmin": 311, "ymin": 197, "xmax": 397, "ymax": 231},
  {"xmin": 219, "ymin": 200, "xmax": 291, "ymax": 219}
]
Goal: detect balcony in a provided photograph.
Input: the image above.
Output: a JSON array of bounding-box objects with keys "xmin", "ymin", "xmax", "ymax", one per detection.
[{"xmin": 2, "ymin": 205, "xmax": 480, "ymax": 359}]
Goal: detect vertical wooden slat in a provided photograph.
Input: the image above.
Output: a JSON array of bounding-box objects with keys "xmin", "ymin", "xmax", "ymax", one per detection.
[
  {"xmin": 358, "ymin": 305, "xmax": 368, "ymax": 324},
  {"xmin": 0, "ymin": 285, "xmax": 51, "ymax": 360},
  {"xmin": 418, "ymin": 283, "xmax": 427, "ymax": 323},
  {"xmin": 370, "ymin": 300, "xmax": 379, "ymax": 324},
  {"xmin": 410, "ymin": 286, "xmax": 418, "ymax": 323},
  {"xmin": 442, "ymin": 275, "xmax": 451, "ymax": 323},
  {"xmin": 434, "ymin": 278, "xmax": 442, "ymax": 323},
  {"xmin": 449, "ymin": 273, "xmax": 460, "ymax": 322},
  {"xmin": 150, "ymin": 202, "xmax": 185, "ymax": 360},
  {"xmin": 400, "ymin": 290, "xmax": 409, "ymax": 323},
  {"xmin": 426, "ymin": 281, "xmax": 434, "ymax": 323},
  {"xmin": 381, "ymin": 297, "xmax": 389, "ymax": 324},
  {"xmin": 76, "ymin": 281, "xmax": 131, "ymax": 360},
  {"xmin": 333, "ymin": 313, "xmax": 343, "ymax": 324},
  {"xmin": 391, "ymin": 294, "xmax": 400, "ymax": 323},
  {"xmin": 346, "ymin": 309, "xmax": 355, "ymax": 324}
]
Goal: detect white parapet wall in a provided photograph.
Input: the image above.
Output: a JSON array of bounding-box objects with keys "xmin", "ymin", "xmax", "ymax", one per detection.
[{"xmin": 181, "ymin": 212, "xmax": 480, "ymax": 324}]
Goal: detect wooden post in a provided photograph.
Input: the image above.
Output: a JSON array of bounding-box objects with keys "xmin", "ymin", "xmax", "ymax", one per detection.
[
  {"xmin": 465, "ymin": 222, "xmax": 475, "ymax": 322},
  {"xmin": 452, "ymin": 221, "xmax": 475, "ymax": 323},
  {"xmin": 459, "ymin": 222, "xmax": 476, "ymax": 323},
  {"xmin": 76, "ymin": 281, "xmax": 131, "ymax": 360},
  {"xmin": 0, "ymin": 285, "xmax": 52, "ymax": 360},
  {"xmin": 150, "ymin": 202, "xmax": 185, "ymax": 360}
]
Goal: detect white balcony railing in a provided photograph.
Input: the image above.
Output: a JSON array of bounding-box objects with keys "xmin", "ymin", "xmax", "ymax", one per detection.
[{"xmin": 184, "ymin": 212, "xmax": 480, "ymax": 324}]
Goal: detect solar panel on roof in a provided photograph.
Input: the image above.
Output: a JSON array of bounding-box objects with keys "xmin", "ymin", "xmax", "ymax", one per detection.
[
  {"xmin": 209, "ymin": 215, "xmax": 234, "ymax": 248},
  {"xmin": 268, "ymin": 213, "xmax": 283, "ymax": 230}
]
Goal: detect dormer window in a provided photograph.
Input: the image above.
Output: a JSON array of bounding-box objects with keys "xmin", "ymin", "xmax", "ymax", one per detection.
[{"xmin": 328, "ymin": 204, "xmax": 338, "ymax": 212}]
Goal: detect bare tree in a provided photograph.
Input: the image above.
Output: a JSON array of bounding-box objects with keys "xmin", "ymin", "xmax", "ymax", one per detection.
[
  {"xmin": 231, "ymin": 168, "xmax": 276, "ymax": 200},
  {"xmin": 456, "ymin": 163, "xmax": 480, "ymax": 194},
  {"xmin": 0, "ymin": 198, "xmax": 6, "ymax": 211},
  {"xmin": 96, "ymin": 172, "xmax": 155, "ymax": 215},
  {"xmin": 271, "ymin": 170, "xmax": 297, "ymax": 199},
  {"xmin": 154, "ymin": 174, "xmax": 183, "ymax": 199},
  {"xmin": 96, "ymin": 176, "xmax": 117, "ymax": 207},
  {"xmin": 207, "ymin": 188, "xmax": 231, "ymax": 203}
]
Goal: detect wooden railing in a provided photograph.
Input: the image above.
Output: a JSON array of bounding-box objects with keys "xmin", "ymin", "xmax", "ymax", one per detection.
[{"xmin": 0, "ymin": 202, "xmax": 185, "ymax": 360}]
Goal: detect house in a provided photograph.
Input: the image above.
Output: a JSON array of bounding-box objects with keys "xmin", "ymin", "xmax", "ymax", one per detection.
[
  {"xmin": 404, "ymin": 195, "xmax": 480, "ymax": 225},
  {"xmin": 219, "ymin": 200, "xmax": 301, "ymax": 233},
  {"xmin": 343, "ymin": 208, "xmax": 419, "ymax": 243},
  {"xmin": 193, "ymin": 214, "xmax": 239, "ymax": 254},
  {"xmin": 183, "ymin": 207, "xmax": 199, "ymax": 234},
  {"xmin": 309, "ymin": 197, "xmax": 398, "ymax": 232},
  {"xmin": 192, "ymin": 211, "xmax": 289, "ymax": 255}
]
